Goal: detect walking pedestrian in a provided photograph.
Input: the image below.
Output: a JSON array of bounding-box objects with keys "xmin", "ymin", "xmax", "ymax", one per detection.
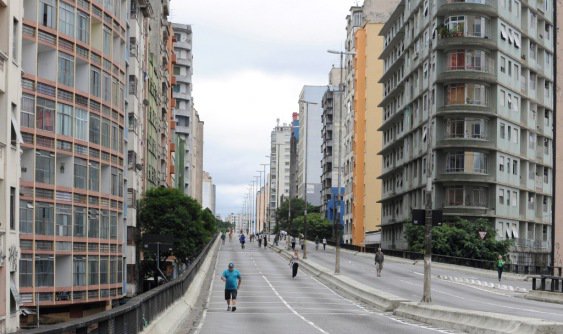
[
  {"xmin": 290, "ymin": 250, "xmax": 299, "ymax": 279},
  {"xmin": 322, "ymin": 237, "xmax": 327, "ymax": 251},
  {"xmin": 258, "ymin": 235, "xmax": 262, "ymax": 248},
  {"xmin": 315, "ymin": 236, "xmax": 319, "ymax": 250},
  {"xmin": 291, "ymin": 237, "xmax": 296, "ymax": 250},
  {"xmin": 497, "ymin": 255, "xmax": 505, "ymax": 282},
  {"xmin": 263, "ymin": 235, "xmax": 268, "ymax": 248},
  {"xmin": 239, "ymin": 233, "xmax": 246, "ymax": 249},
  {"xmin": 300, "ymin": 237, "xmax": 304, "ymax": 250},
  {"xmin": 374, "ymin": 248, "xmax": 384, "ymax": 277},
  {"xmin": 221, "ymin": 232, "xmax": 226, "ymax": 245},
  {"xmin": 221, "ymin": 262, "xmax": 242, "ymax": 312}
]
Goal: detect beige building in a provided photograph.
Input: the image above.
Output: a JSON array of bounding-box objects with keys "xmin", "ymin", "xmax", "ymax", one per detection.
[
  {"xmin": 0, "ymin": 0, "xmax": 23, "ymax": 331},
  {"xmin": 191, "ymin": 109, "xmax": 204, "ymax": 203},
  {"xmin": 555, "ymin": 0, "xmax": 563, "ymax": 270}
]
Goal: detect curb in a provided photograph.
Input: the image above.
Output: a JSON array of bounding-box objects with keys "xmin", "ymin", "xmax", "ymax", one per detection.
[
  {"xmin": 271, "ymin": 244, "xmax": 563, "ymax": 334},
  {"xmin": 436, "ymin": 274, "xmax": 528, "ymax": 293},
  {"xmin": 394, "ymin": 302, "xmax": 563, "ymax": 334},
  {"xmin": 525, "ymin": 290, "xmax": 563, "ymax": 305}
]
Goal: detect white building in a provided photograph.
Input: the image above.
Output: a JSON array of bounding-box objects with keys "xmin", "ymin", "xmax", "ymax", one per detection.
[
  {"xmin": 268, "ymin": 123, "xmax": 291, "ymax": 226},
  {"xmin": 0, "ymin": 1, "xmax": 23, "ymax": 331},
  {"xmin": 202, "ymin": 171, "xmax": 216, "ymax": 214}
]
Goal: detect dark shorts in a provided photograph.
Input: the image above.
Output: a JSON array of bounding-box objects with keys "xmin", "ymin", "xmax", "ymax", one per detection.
[{"xmin": 225, "ymin": 289, "xmax": 237, "ymax": 300}]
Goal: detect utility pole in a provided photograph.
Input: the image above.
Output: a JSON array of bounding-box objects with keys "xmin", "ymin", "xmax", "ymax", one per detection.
[
  {"xmin": 422, "ymin": 0, "xmax": 434, "ymax": 304},
  {"xmin": 328, "ymin": 49, "xmax": 355, "ymax": 274}
]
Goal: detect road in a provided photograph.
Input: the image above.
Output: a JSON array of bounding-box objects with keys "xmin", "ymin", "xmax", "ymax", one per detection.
[
  {"xmin": 187, "ymin": 239, "xmax": 457, "ymax": 334},
  {"xmin": 297, "ymin": 240, "xmax": 563, "ymax": 323}
]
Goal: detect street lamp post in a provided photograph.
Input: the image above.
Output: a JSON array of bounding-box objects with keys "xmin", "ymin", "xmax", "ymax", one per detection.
[
  {"xmin": 299, "ymin": 100, "xmax": 318, "ymax": 260},
  {"xmin": 254, "ymin": 175, "xmax": 260, "ymax": 234},
  {"xmin": 327, "ymin": 49, "xmax": 355, "ymax": 274},
  {"xmin": 257, "ymin": 170, "xmax": 264, "ymax": 234},
  {"xmin": 261, "ymin": 162, "xmax": 269, "ymax": 237}
]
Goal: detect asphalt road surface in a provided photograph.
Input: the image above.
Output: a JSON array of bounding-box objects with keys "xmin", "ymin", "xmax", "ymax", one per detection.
[
  {"xmin": 298, "ymin": 240, "xmax": 563, "ymax": 323},
  {"xmin": 188, "ymin": 240, "xmax": 457, "ymax": 334}
]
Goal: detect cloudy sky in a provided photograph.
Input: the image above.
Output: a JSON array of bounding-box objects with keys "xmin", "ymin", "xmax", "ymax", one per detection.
[{"xmin": 169, "ymin": 0, "xmax": 358, "ymax": 218}]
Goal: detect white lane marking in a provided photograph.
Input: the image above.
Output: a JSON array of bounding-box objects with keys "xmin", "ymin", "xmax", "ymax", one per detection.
[{"xmin": 262, "ymin": 275, "xmax": 330, "ymax": 334}]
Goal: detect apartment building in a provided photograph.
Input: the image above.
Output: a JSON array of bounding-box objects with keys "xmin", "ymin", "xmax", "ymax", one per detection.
[
  {"xmin": 289, "ymin": 112, "xmax": 299, "ymax": 200},
  {"xmin": 379, "ymin": 0, "xmax": 554, "ymax": 266},
  {"xmin": 18, "ymin": 0, "xmax": 129, "ymax": 318},
  {"xmin": 320, "ymin": 68, "xmax": 344, "ymax": 223},
  {"xmin": 192, "ymin": 109, "xmax": 204, "ymax": 203},
  {"xmin": 556, "ymin": 0, "xmax": 563, "ymax": 271},
  {"xmin": 297, "ymin": 86, "xmax": 325, "ymax": 207},
  {"xmin": 202, "ymin": 171, "xmax": 216, "ymax": 214},
  {"xmin": 171, "ymin": 23, "xmax": 194, "ymax": 196},
  {"xmin": 0, "ymin": 0, "xmax": 23, "ymax": 331},
  {"xmin": 268, "ymin": 123, "xmax": 291, "ymax": 227},
  {"xmin": 342, "ymin": 6, "xmax": 363, "ymax": 244}
]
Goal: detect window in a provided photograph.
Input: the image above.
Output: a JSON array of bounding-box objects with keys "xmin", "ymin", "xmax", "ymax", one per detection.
[
  {"xmin": 35, "ymin": 256, "xmax": 54, "ymax": 287},
  {"xmin": 89, "ymin": 161, "xmax": 100, "ymax": 191},
  {"xmin": 103, "ymin": 73, "xmax": 111, "ymax": 101},
  {"xmin": 88, "ymin": 256, "xmax": 99, "ymax": 285},
  {"xmin": 499, "ymin": 156, "xmax": 505, "ymax": 172},
  {"xmin": 512, "ymin": 128, "xmax": 518, "ymax": 143},
  {"xmin": 56, "ymin": 205, "xmax": 72, "ymax": 236},
  {"xmin": 59, "ymin": 2, "xmax": 75, "ymax": 37},
  {"xmin": 10, "ymin": 187, "xmax": 15, "ymax": 230},
  {"xmin": 20, "ymin": 200, "xmax": 33, "ymax": 233},
  {"xmin": 89, "ymin": 114, "xmax": 100, "ymax": 144},
  {"xmin": 40, "ymin": 0, "xmax": 56, "ymax": 28},
  {"xmin": 58, "ymin": 52, "xmax": 74, "ymax": 87},
  {"xmin": 446, "ymin": 152, "xmax": 464, "ymax": 173},
  {"xmin": 57, "ymin": 103, "xmax": 73, "ymax": 136},
  {"xmin": 500, "ymin": 56, "xmax": 506, "ymax": 73},
  {"xmin": 101, "ymin": 119, "xmax": 110, "ymax": 148},
  {"xmin": 36, "ymin": 150, "xmax": 54, "ymax": 184},
  {"xmin": 472, "ymin": 152, "xmax": 487, "ymax": 174},
  {"xmin": 100, "ymin": 256, "xmax": 109, "ymax": 284},
  {"xmin": 74, "ymin": 158, "xmax": 87, "ymax": 189},
  {"xmin": 88, "ymin": 209, "xmax": 99, "ymax": 238},
  {"xmin": 12, "ymin": 18, "xmax": 18, "ymax": 61},
  {"xmin": 500, "ymin": 123, "xmax": 505, "ymax": 139},
  {"xmin": 513, "ymin": 160, "xmax": 518, "ymax": 175},
  {"xmin": 467, "ymin": 118, "xmax": 485, "ymax": 138},
  {"xmin": 446, "ymin": 186, "xmax": 464, "ymax": 206},
  {"xmin": 103, "ymin": 28, "xmax": 112, "ymax": 55},
  {"xmin": 21, "ymin": 94, "xmax": 35, "ymax": 128},
  {"xmin": 499, "ymin": 189, "xmax": 504, "ymax": 204},
  {"xmin": 544, "ymin": 168, "xmax": 549, "ymax": 183},
  {"xmin": 111, "ymin": 167, "xmax": 122, "ymax": 196},
  {"xmin": 446, "ymin": 119, "xmax": 463, "ymax": 138},
  {"xmin": 529, "ymin": 133, "xmax": 536, "ymax": 148},
  {"xmin": 75, "ymin": 108, "xmax": 88, "ymax": 141},
  {"xmin": 19, "ymin": 255, "xmax": 33, "ymax": 288},
  {"xmin": 74, "ymin": 257, "xmax": 86, "ymax": 286},
  {"xmin": 36, "ymin": 98, "xmax": 55, "ymax": 132},
  {"xmin": 174, "ymin": 66, "xmax": 180, "ymax": 75},
  {"xmin": 77, "ymin": 11, "xmax": 89, "ymax": 43},
  {"xmin": 446, "ymin": 84, "xmax": 465, "ymax": 105},
  {"xmin": 111, "ymin": 124, "xmax": 119, "ymax": 151},
  {"xmin": 35, "ymin": 202, "xmax": 54, "ymax": 235},
  {"xmin": 100, "ymin": 210, "xmax": 109, "ymax": 239},
  {"xmin": 512, "ymin": 191, "xmax": 517, "ymax": 206},
  {"xmin": 74, "ymin": 207, "xmax": 85, "ymax": 237},
  {"xmin": 90, "ymin": 68, "xmax": 101, "ymax": 97},
  {"xmin": 500, "ymin": 23, "xmax": 507, "ymax": 40}
]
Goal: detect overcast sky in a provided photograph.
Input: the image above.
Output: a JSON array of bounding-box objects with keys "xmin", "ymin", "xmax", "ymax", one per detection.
[{"xmin": 169, "ymin": 0, "xmax": 358, "ymax": 218}]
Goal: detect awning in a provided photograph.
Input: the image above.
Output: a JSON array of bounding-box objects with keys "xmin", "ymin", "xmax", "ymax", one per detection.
[
  {"xmin": 512, "ymin": 226, "xmax": 519, "ymax": 239},
  {"xmin": 514, "ymin": 36, "xmax": 520, "ymax": 48},
  {"xmin": 500, "ymin": 28, "xmax": 507, "ymax": 40},
  {"xmin": 11, "ymin": 115, "xmax": 24, "ymax": 144}
]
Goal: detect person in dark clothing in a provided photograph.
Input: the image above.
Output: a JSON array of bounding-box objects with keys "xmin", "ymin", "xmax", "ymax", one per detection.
[
  {"xmin": 263, "ymin": 236, "xmax": 268, "ymax": 248},
  {"xmin": 374, "ymin": 248, "xmax": 384, "ymax": 277},
  {"xmin": 291, "ymin": 237, "xmax": 296, "ymax": 250},
  {"xmin": 290, "ymin": 250, "xmax": 299, "ymax": 278}
]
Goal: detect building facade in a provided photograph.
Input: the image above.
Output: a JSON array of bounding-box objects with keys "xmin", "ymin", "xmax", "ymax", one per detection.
[
  {"xmin": 268, "ymin": 123, "xmax": 291, "ymax": 227},
  {"xmin": 192, "ymin": 109, "xmax": 204, "ymax": 203},
  {"xmin": 321, "ymin": 68, "xmax": 344, "ymax": 223},
  {"xmin": 342, "ymin": 6, "xmax": 363, "ymax": 244},
  {"xmin": 171, "ymin": 23, "xmax": 194, "ymax": 197},
  {"xmin": 19, "ymin": 0, "xmax": 129, "ymax": 320},
  {"xmin": 0, "ymin": 0, "xmax": 23, "ymax": 331},
  {"xmin": 202, "ymin": 171, "xmax": 216, "ymax": 214},
  {"xmin": 380, "ymin": 0, "xmax": 554, "ymax": 266},
  {"xmin": 297, "ymin": 86, "xmax": 325, "ymax": 207},
  {"xmin": 555, "ymin": 0, "xmax": 563, "ymax": 271}
]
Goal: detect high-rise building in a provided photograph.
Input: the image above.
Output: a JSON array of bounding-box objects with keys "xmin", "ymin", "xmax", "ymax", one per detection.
[
  {"xmin": 351, "ymin": 0, "xmax": 399, "ymax": 246},
  {"xmin": 19, "ymin": 0, "xmax": 129, "ymax": 318},
  {"xmin": 380, "ymin": 0, "xmax": 554, "ymax": 266},
  {"xmin": 289, "ymin": 113, "xmax": 299, "ymax": 200},
  {"xmin": 171, "ymin": 23, "xmax": 194, "ymax": 196},
  {"xmin": 202, "ymin": 171, "xmax": 216, "ymax": 214},
  {"xmin": 192, "ymin": 109, "xmax": 204, "ymax": 203},
  {"xmin": 555, "ymin": 0, "xmax": 563, "ymax": 270},
  {"xmin": 321, "ymin": 68, "xmax": 344, "ymax": 223},
  {"xmin": 342, "ymin": 6, "xmax": 363, "ymax": 243},
  {"xmin": 0, "ymin": 0, "xmax": 23, "ymax": 331},
  {"xmin": 297, "ymin": 86, "xmax": 325, "ymax": 207},
  {"xmin": 268, "ymin": 123, "xmax": 291, "ymax": 228}
]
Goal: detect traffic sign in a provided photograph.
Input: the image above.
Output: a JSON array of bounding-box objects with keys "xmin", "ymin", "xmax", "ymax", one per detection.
[{"xmin": 479, "ymin": 231, "xmax": 487, "ymax": 240}]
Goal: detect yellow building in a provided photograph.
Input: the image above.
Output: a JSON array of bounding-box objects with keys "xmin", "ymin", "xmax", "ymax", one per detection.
[{"xmin": 352, "ymin": 1, "xmax": 399, "ymax": 246}]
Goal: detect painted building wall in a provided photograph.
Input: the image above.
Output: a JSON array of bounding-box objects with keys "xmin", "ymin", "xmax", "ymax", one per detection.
[{"xmin": 554, "ymin": 0, "xmax": 563, "ymax": 269}]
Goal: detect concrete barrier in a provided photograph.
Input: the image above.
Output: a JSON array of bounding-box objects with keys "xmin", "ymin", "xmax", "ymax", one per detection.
[
  {"xmin": 141, "ymin": 237, "xmax": 220, "ymax": 334},
  {"xmin": 525, "ymin": 290, "xmax": 563, "ymax": 305},
  {"xmin": 394, "ymin": 302, "xmax": 563, "ymax": 334}
]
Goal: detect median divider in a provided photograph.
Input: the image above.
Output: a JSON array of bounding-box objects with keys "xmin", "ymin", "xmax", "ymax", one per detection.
[{"xmin": 270, "ymin": 244, "xmax": 563, "ymax": 334}]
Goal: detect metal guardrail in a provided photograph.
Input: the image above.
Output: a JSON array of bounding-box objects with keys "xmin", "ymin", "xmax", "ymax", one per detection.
[
  {"xmin": 21, "ymin": 234, "xmax": 217, "ymax": 334},
  {"xmin": 325, "ymin": 240, "xmax": 562, "ymax": 277}
]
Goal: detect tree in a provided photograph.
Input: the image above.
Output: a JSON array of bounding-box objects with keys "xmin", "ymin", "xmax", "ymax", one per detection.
[
  {"xmin": 405, "ymin": 217, "xmax": 513, "ymax": 261},
  {"xmin": 139, "ymin": 187, "xmax": 212, "ymax": 265},
  {"xmin": 290, "ymin": 213, "xmax": 333, "ymax": 240},
  {"xmin": 275, "ymin": 198, "xmax": 320, "ymax": 233}
]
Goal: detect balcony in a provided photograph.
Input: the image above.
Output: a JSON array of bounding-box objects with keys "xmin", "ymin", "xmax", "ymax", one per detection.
[
  {"xmin": 437, "ymin": 0, "xmax": 497, "ymax": 17},
  {"xmin": 438, "ymin": 54, "xmax": 495, "ymax": 83},
  {"xmin": 436, "ymin": 18, "xmax": 495, "ymax": 50}
]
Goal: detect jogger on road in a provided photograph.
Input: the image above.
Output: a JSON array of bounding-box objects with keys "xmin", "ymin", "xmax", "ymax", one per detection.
[
  {"xmin": 290, "ymin": 250, "xmax": 299, "ymax": 279},
  {"xmin": 221, "ymin": 262, "xmax": 242, "ymax": 312},
  {"xmin": 374, "ymin": 248, "xmax": 384, "ymax": 277}
]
